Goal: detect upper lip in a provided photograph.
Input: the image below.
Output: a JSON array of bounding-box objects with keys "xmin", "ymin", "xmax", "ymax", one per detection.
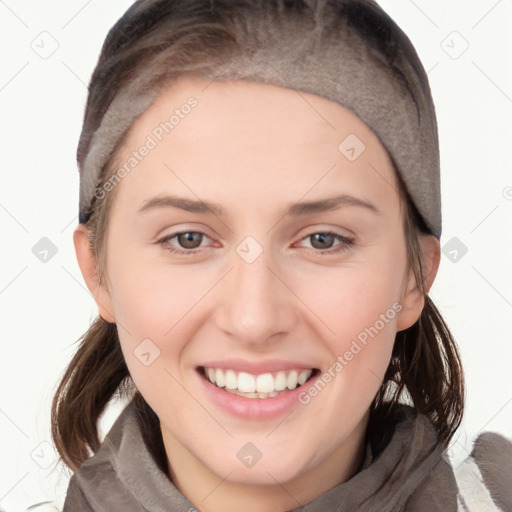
[{"xmin": 199, "ymin": 359, "xmax": 318, "ymax": 375}]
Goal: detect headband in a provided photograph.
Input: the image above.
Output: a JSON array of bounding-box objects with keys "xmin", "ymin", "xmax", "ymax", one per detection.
[{"xmin": 78, "ymin": 0, "xmax": 441, "ymax": 239}]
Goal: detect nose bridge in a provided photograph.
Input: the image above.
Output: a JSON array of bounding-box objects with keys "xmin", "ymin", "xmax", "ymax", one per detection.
[{"xmin": 216, "ymin": 239, "xmax": 296, "ymax": 345}]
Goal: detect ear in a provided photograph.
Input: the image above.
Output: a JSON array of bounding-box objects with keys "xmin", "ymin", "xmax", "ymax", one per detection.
[
  {"xmin": 73, "ymin": 224, "xmax": 116, "ymax": 323},
  {"xmin": 396, "ymin": 234, "xmax": 440, "ymax": 331}
]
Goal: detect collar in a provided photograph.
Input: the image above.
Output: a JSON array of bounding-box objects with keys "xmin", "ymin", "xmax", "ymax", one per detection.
[{"xmin": 64, "ymin": 400, "xmax": 457, "ymax": 511}]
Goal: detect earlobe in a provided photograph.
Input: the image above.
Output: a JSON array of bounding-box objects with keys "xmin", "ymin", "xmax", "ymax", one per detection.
[
  {"xmin": 396, "ymin": 234, "xmax": 440, "ymax": 331},
  {"xmin": 73, "ymin": 224, "xmax": 116, "ymax": 323}
]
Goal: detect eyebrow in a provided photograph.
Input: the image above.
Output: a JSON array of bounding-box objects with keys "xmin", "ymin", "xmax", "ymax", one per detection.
[{"xmin": 137, "ymin": 193, "xmax": 380, "ymax": 217}]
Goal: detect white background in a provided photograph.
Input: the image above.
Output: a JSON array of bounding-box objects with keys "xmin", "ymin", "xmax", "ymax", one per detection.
[{"xmin": 1, "ymin": 1, "xmax": 511, "ymax": 510}]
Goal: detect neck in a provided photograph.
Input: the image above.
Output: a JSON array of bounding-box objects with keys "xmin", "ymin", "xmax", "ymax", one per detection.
[{"xmin": 161, "ymin": 412, "xmax": 369, "ymax": 512}]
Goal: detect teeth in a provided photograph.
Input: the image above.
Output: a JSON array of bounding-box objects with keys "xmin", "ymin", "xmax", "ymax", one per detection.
[
  {"xmin": 256, "ymin": 373, "xmax": 274, "ymax": 393},
  {"xmin": 238, "ymin": 372, "xmax": 256, "ymax": 393},
  {"xmin": 215, "ymin": 368, "xmax": 225, "ymax": 388},
  {"xmin": 298, "ymin": 370, "xmax": 310, "ymax": 386},
  {"xmin": 203, "ymin": 367, "xmax": 313, "ymax": 397},
  {"xmin": 275, "ymin": 371, "xmax": 287, "ymax": 391},
  {"xmin": 287, "ymin": 370, "xmax": 299, "ymax": 390},
  {"xmin": 224, "ymin": 388, "xmax": 281, "ymax": 399},
  {"xmin": 225, "ymin": 369, "xmax": 237, "ymax": 390}
]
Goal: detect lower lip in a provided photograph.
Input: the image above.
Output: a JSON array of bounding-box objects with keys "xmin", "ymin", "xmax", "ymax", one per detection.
[{"xmin": 197, "ymin": 371, "xmax": 313, "ymax": 420}]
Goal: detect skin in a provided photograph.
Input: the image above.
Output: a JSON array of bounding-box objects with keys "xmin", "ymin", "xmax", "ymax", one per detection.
[{"xmin": 75, "ymin": 74, "xmax": 440, "ymax": 512}]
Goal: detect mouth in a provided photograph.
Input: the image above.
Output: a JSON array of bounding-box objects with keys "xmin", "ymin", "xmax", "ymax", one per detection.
[{"xmin": 198, "ymin": 366, "xmax": 319, "ymax": 399}]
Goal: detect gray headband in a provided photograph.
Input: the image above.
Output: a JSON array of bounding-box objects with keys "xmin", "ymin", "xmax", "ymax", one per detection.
[{"xmin": 78, "ymin": 0, "xmax": 441, "ymax": 239}]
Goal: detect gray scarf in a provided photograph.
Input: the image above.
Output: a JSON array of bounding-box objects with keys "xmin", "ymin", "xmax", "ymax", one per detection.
[{"xmin": 63, "ymin": 401, "xmax": 459, "ymax": 511}]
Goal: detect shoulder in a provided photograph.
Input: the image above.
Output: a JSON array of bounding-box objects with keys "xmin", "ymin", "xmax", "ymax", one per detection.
[
  {"xmin": 454, "ymin": 431, "xmax": 512, "ymax": 511},
  {"xmin": 407, "ymin": 430, "xmax": 512, "ymax": 511}
]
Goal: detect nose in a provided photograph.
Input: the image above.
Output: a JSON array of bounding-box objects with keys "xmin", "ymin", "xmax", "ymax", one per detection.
[{"xmin": 213, "ymin": 243, "xmax": 298, "ymax": 349}]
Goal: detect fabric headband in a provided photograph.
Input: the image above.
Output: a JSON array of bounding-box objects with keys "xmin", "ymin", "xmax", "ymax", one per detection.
[{"xmin": 77, "ymin": 1, "xmax": 441, "ymax": 239}]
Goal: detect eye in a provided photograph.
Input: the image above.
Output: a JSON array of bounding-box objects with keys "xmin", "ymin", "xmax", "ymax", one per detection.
[
  {"xmin": 297, "ymin": 231, "xmax": 355, "ymax": 255},
  {"xmin": 157, "ymin": 230, "xmax": 354, "ymax": 257},
  {"xmin": 157, "ymin": 231, "xmax": 212, "ymax": 255}
]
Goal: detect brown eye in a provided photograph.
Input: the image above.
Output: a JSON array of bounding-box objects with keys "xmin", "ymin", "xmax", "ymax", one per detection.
[
  {"xmin": 158, "ymin": 231, "xmax": 211, "ymax": 255},
  {"xmin": 297, "ymin": 231, "xmax": 355, "ymax": 255},
  {"xmin": 309, "ymin": 233, "xmax": 335, "ymax": 250},
  {"xmin": 177, "ymin": 232, "xmax": 204, "ymax": 249}
]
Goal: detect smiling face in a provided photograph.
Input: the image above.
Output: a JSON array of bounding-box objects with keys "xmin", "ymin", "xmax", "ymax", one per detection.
[{"xmin": 75, "ymin": 73, "xmax": 432, "ymax": 508}]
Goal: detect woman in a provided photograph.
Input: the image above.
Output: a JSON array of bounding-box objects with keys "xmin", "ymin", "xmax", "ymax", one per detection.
[{"xmin": 40, "ymin": 1, "xmax": 511, "ymax": 510}]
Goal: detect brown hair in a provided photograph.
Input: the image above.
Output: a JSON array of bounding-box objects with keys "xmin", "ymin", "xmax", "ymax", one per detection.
[{"xmin": 52, "ymin": 0, "xmax": 464, "ymax": 474}]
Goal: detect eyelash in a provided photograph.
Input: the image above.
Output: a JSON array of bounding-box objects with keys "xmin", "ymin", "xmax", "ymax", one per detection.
[{"xmin": 157, "ymin": 230, "xmax": 355, "ymax": 256}]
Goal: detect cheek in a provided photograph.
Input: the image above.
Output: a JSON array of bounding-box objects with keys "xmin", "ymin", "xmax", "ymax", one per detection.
[
  {"xmin": 296, "ymin": 246, "xmax": 406, "ymax": 347},
  {"xmin": 106, "ymin": 235, "xmax": 208, "ymax": 339},
  {"xmin": 109, "ymin": 260, "xmax": 207, "ymax": 415},
  {"xmin": 293, "ymin": 278, "xmax": 401, "ymax": 457},
  {"xmin": 292, "ymin": 246, "xmax": 405, "ymax": 403},
  {"xmin": 105, "ymin": 240, "xmax": 210, "ymax": 396}
]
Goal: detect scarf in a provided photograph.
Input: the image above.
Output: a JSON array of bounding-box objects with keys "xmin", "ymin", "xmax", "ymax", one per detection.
[{"xmin": 63, "ymin": 400, "xmax": 460, "ymax": 511}]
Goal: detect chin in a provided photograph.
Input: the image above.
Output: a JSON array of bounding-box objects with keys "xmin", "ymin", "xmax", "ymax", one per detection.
[{"xmin": 201, "ymin": 440, "xmax": 317, "ymax": 487}]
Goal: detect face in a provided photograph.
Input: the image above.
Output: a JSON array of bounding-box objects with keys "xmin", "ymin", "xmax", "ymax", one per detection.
[{"xmin": 78, "ymin": 74, "xmax": 426, "ymax": 499}]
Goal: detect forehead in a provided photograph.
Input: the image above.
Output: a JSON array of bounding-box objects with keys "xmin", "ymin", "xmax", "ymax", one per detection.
[
  {"xmin": 111, "ymin": 74, "xmax": 399, "ymax": 217},
  {"xmin": 124, "ymin": 73, "xmax": 387, "ymax": 149}
]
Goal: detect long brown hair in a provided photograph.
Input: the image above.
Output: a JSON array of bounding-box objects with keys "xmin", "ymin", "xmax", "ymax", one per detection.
[{"xmin": 52, "ymin": 0, "xmax": 464, "ymax": 474}]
